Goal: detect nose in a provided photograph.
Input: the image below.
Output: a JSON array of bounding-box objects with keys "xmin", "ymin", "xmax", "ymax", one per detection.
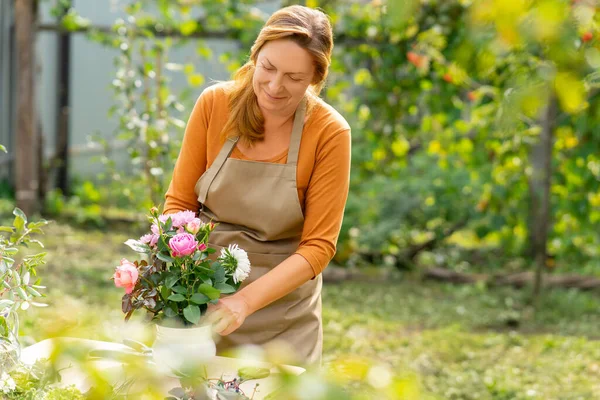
[{"xmin": 268, "ymin": 73, "xmax": 284, "ymax": 93}]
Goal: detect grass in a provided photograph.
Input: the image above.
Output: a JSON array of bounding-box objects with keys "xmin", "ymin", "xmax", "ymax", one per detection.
[{"xmin": 9, "ymin": 220, "xmax": 600, "ymax": 399}]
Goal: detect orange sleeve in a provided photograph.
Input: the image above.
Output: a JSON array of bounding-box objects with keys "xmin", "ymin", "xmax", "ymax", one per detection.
[
  {"xmin": 163, "ymin": 88, "xmax": 214, "ymax": 215},
  {"xmin": 295, "ymin": 127, "xmax": 351, "ymax": 277}
]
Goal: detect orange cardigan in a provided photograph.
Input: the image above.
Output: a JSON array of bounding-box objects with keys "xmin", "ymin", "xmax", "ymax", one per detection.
[{"xmin": 164, "ymin": 82, "xmax": 351, "ymax": 276}]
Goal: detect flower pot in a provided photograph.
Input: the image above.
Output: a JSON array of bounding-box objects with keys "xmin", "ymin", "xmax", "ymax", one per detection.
[
  {"xmin": 152, "ymin": 323, "xmax": 216, "ymax": 376},
  {"xmin": 0, "ymin": 311, "xmax": 20, "ymax": 372}
]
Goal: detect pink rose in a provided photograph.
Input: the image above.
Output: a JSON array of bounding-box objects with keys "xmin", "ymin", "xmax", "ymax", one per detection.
[
  {"xmin": 159, "ymin": 211, "xmax": 197, "ymax": 229},
  {"xmin": 186, "ymin": 218, "xmax": 203, "ymax": 235},
  {"xmin": 173, "ymin": 211, "xmax": 196, "ymax": 227},
  {"xmin": 140, "ymin": 233, "xmax": 159, "ymax": 247},
  {"xmin": 198, "ymin": 243, "xmax": 207, "ymax": 252},
  {"xmin": 113, "ymin": 259, "xmax": 139, "ymax": 294},
  {"xmin": 168, "ymin": 233, "xmax": 198, "ymax": 257}
]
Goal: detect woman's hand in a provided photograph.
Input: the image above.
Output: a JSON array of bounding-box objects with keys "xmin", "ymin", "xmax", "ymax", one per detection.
[{"xmin": 205, "ymin": 294, "xmax": 251, "ymax": 336}]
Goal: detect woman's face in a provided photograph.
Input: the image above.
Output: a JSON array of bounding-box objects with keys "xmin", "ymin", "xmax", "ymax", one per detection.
[{"xmin": 253, "ymin": 39, "xmax": 316, "ymax": 117}]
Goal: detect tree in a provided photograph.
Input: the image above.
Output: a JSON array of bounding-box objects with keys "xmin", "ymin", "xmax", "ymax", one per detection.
[{"xmin": 15, "ymin": 0, "xmax": 40, "ymax": 216}]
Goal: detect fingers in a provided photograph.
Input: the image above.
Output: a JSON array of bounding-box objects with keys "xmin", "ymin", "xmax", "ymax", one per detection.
[
  {"xmin": 205, "ymin": 302, "xmax": 220, "ymax": 319},
  {"xmin": 203, "ymin": 299, "xmax": 244, "ymax": 336},
  {"xmin": 204, "ymin": 305, "xmax": 232, "ymax": 335},
  {"xmin": 205, "ymin": 307, "xmax": 225, "ymax": 326},
  {"xmin": 220, "ymin": 322, "xmax": 239, "ymax": 336},
  {"xmin": 213, "ymin": 315, "xmax": 234, "ymax": 335}
]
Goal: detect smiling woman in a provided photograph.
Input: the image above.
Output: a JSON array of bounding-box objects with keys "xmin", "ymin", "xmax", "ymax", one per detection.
[
  {"xmin": 164, "ymin": 5, "xmax": 351, "ymax": 367},
  {"xmin": 253, "ymin": 40, "xmax": 315, "ymax": 115}
]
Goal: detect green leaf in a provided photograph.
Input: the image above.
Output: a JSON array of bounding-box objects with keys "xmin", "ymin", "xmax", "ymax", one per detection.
[
  {"xmin": 158, "ymin": 236, "xmax": 169, "ymax": 252},
  {"xmin": 124, "ymin": 239, "xmax": 151, "ymax": 254},
  {"xmin": 238, "ymin": 367, "xmax": 270, "ymax": 382},
  {"xmin": 27, "ymin": 220, "xmax": 49, "ymax": 229},
  {"xmin": 188, "ymin": 74, "xmax": 205, "ymax": 87},
  {"xmin": 215, "ymin": 282, "xmax": 236, "ymax": 294},
  {"xmin": 162, "ymin": 217, "xmax": 173, "ymax": 232},
  {"xmin": 198, "ymin": 283, "xmax": 220, "ymax": 300},
  {"xmin": 0, "ymin": 260, "xmax": 8, "ymax": 274},
  {"xmin": 172, "ymin": 285, "xmax": 187, "ymax": 294},
  {"xmin": 213, "ymin": 264, "xmax": 226, "ymax": 283},
  {"xmin": 156, "ymin": 252, "xmax": 175, "ymax": 263},
  {"xmin": 0, "ymin": 299, "xmax": 14, "ymax": 312},
  {"xmin": 11, "ymin": 270, "xmax": 21, "ymax": 285},
  {"xmin": 168, "ymin": 294, "xmax": 185, "ymax": 302},
  {"xmin": 161, "ymin": 286, "xmax": 170, "ymax": 300},
  {"xmin": 179, "ymin": 20, "xmax": 198, "ymax": 36},
  {"xmin": 13, "ymin": 215, "xmax": 25, "ymax": 233},
  {"xmin": 13, "ymin": 208, "xmax": 27, "ymax": 224},
  {"xmin": 26, "ymin": 286, "xmax": 41, "ymax": 297},
  {"xmin": 16, "ymin": 287, "xmax": 28, "ymax": 300},
  {"xmin": 190, "ymin": 293, "xmax": 210, "ymax": 305},
  {"xmin": 164, "ymin": 274, "xmax": 179, "ymax": 289},
  {"xmin": 0, "ymin": 226, "xmax": 14, "ymax": 232},
  {"xmin": 183, "ymin": 304, "xmax": 200, "ymax": 324},
  {"xmin": 28, "ymin": 239, "xmax": 45, "ymax": 248},
  {"xmin": 0, "ymin": 144, "xmax": 6, "ymax": 152},
  {"xmin": 206, "ymin": 248, "xmax": 216, "ymax": 254},
  {"xmin": 164, "ymin": 307, "xmax": 177, "ymax": 318}
]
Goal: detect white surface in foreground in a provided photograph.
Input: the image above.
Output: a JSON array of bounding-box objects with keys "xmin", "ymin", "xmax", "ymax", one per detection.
[{"xmin": 21, "ymin": 338, "xmax": 305, "ymax": 399}]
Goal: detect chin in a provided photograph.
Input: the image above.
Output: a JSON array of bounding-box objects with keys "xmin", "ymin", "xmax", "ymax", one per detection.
[{"xmin": 259, "ymin": 95, "xmax": 287, "ymax": 111}]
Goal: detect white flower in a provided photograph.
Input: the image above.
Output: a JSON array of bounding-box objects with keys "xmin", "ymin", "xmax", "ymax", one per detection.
[
  {"xmin": 220, "ymin": 244, "xmax": 251, "ymax": 284},
  {"xmin": 0, "ymin": 372, "xmax": 16, "ymax": 394}
]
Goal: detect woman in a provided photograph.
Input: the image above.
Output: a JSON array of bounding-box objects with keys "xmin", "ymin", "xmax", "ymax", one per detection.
[{"xmin": 163, "ymin": 5, "xmax": 350, "ymax": 367}]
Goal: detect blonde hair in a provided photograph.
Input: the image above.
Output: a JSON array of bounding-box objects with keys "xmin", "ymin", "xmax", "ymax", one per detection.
[{"xmin": 221, "ymin": 5, "xmax": 333, "ymax": 144}]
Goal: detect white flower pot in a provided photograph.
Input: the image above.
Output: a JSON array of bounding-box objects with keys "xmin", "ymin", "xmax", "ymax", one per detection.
[{"xmin": 152, "ymin": 323, "xmax": 216, "ymax": 376}]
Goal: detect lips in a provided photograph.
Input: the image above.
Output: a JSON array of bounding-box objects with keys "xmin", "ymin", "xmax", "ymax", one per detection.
[{"xmin": 264, "ymin": 90, "xmax": 285, "ymax": 101}]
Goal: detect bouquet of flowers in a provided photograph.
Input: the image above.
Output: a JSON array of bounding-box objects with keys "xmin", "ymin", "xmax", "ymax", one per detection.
[{"xmin": 114, "ymin": 207, "xmax": 251, "ymax": 326}]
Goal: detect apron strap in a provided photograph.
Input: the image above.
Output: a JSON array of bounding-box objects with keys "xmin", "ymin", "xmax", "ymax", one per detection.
[
  {"xmin": 286, "ymin": 98, "xmax": 306, "ymax": 166},
  {"xmin": 196, "ymin": 136, "xmax": 239, "ymax": 205}
]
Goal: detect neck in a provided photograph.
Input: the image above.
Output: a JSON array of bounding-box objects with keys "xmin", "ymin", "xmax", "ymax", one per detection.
[{"xmin": 261, "ymin": 108, "xmax": 295, "ymax": 132}]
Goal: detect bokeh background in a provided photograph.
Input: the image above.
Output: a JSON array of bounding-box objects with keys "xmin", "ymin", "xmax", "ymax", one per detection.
[{"xmin": 2, "ymin": 0, "xmax": 600, "ymax": 398}]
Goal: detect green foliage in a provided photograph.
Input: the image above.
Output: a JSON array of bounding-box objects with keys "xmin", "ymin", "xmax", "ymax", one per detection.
[
  {"xmin": 3, "ymin": 359, "xmax": 83, "ymax": 400},
  {"xmin": 311, "ymin": 0, "xmax": 600, "ymax": 274},
  {"xmin": 0, "ymin": 208, "xmax": 49, "ymax": 328}
]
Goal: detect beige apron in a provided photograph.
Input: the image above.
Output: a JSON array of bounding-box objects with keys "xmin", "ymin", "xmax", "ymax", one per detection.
[{"xmin": 193, "ymin": 100, "xmax": 323, "ymax": 366}]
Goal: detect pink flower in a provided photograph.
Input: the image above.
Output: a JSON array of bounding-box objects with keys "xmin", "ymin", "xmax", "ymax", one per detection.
[
  {"xmin": 160, "ymin": 211, "xmax": 197, "ymax": 229},
  {"xmin": 186, "ymin": 218, "xmax": 203, "ymax": 235},
  {"xmin": 198, "ymin": 243, "xmax": 207, "ymax": 252},
  {"xmin": 113, "ymin": 259, "xmax": 139, "ymax": 294},
  {"xmin": 140, "ymin": 233, "xmax": 159, "ymax": 247},
  {"xmin": 172, "ymin": 211, "xmax": 197, "ymax": 228},
  {"xmin": 151, "ymin": 224, "xmax": 159, "ymax": 235},
  {"xmin": 168, "ymin": 233, "xmax": 198, "ymax": 257}
]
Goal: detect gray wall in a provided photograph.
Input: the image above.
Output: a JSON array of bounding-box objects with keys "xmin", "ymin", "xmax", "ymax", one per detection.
[{"xmin": 0, "ymin": 0, "xmax": 15, "ymax": 181}]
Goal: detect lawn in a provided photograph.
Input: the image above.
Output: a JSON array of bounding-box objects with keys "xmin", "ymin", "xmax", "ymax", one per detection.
[{"xmin": 14, "ymin": 220, "xmax": 600, "ymax": 399}]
